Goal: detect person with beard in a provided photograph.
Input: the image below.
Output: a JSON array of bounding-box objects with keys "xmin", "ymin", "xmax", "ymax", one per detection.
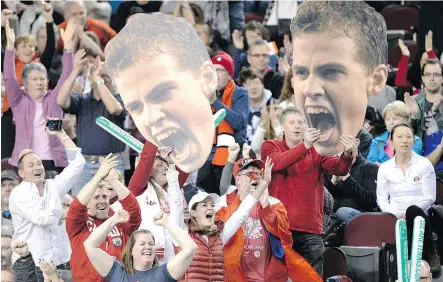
[
  {"xmin": 260, "ymin": 107, "xmax": 356, "ymax": 276},
  {"xmin": 66, "ymin": 154, "xmax": 141, "ymax": 282},
  {"xmin": 215, "ymin": 157, "xmax": 322, "ymax": 282},
  {"xmin": 1, "ymin": 170, "xmax": 19, "ymax": 230},
  {"xmin": 174, "ymin": 158, "xmax": 273, "ymax": 282}
]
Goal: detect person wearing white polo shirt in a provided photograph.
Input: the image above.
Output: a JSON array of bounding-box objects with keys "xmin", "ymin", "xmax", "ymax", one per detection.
[{"xmin": 376, "ymin": 122, "xmax": 440, "ymax": 273}]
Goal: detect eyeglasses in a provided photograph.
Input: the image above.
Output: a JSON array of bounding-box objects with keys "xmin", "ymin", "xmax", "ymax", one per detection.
[
  {"xmin": 249, "ymin": 53, "xmax": 270, "ymax": 59},
  {"xmin": 423, "ymin": 73, "xmax": 442, "ymax": 78},
  {"xmin": 238, "ymin": 170, "xmax": 264, "ymax": 180}
]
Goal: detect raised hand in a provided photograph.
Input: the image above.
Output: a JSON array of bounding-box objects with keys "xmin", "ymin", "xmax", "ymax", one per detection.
[
  {"xmin": 105, "ymin": 168, "xmax": 121, "ymax": 183},
  {"xmin": 44, "ymin": 117, "xmax": 66, "ymax": 137},
  {"xmin": 404, "ymin": 92, "xmax": 420, "ymax": 117},
  {"xmin": 60, "ymin": 20, "xmax": 76, "ymax": 49},
  {"xmin": 269, "ymin": 100, "xmax": 280, "ymax": 129},
  {"xmin": 90, "ymin": 56, "xmax": 103, "ymax": 80},
  {"xmin": 398, "ymin": 39, "xmax": 410, "ymax": 57},
  {"xmin": 158, "ymin": 146, "xmax": 173, "ymax": 164},
  {"xmin": 232, "ymin": 29, "xmax": 244, "ymax": 50},
  {"xmin": 425, "ymin": 30, "xmax": 433, "ymax": 53},
  {"xmin": 73, "ymin": 49, "xmax": 88, "ymax": 72},
  {"xmin": 12, "ymin": 241, "xmax": 29, "ymax": 257},
  {"xmin": 260, "ymin": 105, "xmax": 269, "ymax": 126},
  {"xmin": 112, "ymin": 209, "xmax": 130, "ymax": 224},
  {"xmin": 340, "ymin": 135, "xmax": 357, "ymax": 156},
  {"xmin": 304, "ymin": 128, "xmax": 321, "ymax": 149},
  {"xmin": 236, "ymin": 175, "xmax": 251, "ymax": 200},
  {"xmin": 96, "ymin": 154, "xmax": 119, "ymax": 179},
  {"xmin": 262, "ymin": 156, "xmax": 274, "ymax": 183},
  {"xmin": 153, "ymin": 212, "xmax": 169, "ymax": 226},
  {"xmin": 40, "ymin": 2, "xmax": 53, "ymax": 23},
  {"xmin": 40, "ymin": 259, "xmax": 58, "ymax": 277},
  {"xmin": 242, "ymin": 143, "xmax": 251, "ymax": 159},
  {"xmin": 259, "ymin": 187, "xmax": 269, "ymax": 207},
  {"xmin": 5, "ymin": 20, "xmax": 15, "ymax": 50},
  {"xmin": 228, "ymin": 143, "xmax": 240, "ymax": 163},
  {"xmin": 1, "ymin": 9, "xmax": 13, "ymax": 27}
]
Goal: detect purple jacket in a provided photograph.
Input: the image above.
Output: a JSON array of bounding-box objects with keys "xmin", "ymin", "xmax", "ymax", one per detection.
[{"xmin": 4, "ymin": 49, "xmax": 73, "ymax": 167}]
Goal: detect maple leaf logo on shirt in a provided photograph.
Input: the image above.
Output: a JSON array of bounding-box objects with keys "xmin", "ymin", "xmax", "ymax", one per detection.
[{"xmin": 243, "ymin": 217, "xmax": 264, "ymax": 240}]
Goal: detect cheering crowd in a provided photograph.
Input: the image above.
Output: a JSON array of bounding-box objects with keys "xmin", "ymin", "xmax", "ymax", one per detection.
[{"xmin": 1, "ymin": 1, "xmax": 443, "ymax": 281}]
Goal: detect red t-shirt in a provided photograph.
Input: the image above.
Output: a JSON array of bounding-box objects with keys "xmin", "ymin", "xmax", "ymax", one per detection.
[{"xmin": 241, "ymin": 206, "xmax": 271, "ymax": 281}]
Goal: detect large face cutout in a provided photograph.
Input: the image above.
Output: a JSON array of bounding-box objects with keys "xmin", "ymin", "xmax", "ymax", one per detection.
[
  {"xmin": 292, "ymin": 33, "xmax": 383, "ymax": 155},
  {"xmin": 104, "ymin": 14, "xmax": 216, "ymax": 173}
]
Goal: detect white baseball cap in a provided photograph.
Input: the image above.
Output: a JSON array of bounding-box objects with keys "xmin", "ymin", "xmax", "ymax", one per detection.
[{"xmin": 188, "ymin": 191, "xmax": 220, "ymax": 213}]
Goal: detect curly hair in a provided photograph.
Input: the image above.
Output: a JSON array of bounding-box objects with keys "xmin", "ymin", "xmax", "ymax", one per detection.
[
  {"xmin": 104, "ymin": 13, "xmax": 210, "ymax": 79},
  {"xmin": 291, "ymin": 1, "xmax": 387, "ymax": 70}
]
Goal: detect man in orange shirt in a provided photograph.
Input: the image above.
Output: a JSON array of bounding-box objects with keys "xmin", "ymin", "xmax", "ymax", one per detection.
[{"xmin": 57, "ymin": 1, "xmax": 116, "ymax": 51}]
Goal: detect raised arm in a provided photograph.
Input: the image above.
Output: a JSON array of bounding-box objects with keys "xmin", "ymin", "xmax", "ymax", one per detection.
[
  {"xmin": 167, "ymin": 163, "xmax": 185, "ymax": 229},
  {"xmin": 221, "ymin": 157, "xmax": 273, "ymax": 244},
  {"xmin": 51, "ymin": 20, "xmax": 76, "ymax": 95},
  {"xmin": 57, "ymin": 49, "xmax": 87, "ymax": 110},
  {"xmin": 76, "ymin": 154, "xmax": 119, "ymax": 205},
  {"xmin": 3, "ymin": 20, "xmax": 23, "ymax": 107},
  {"xmin": 261, "ymin": 141, "xmax": 309, "ymax": 172},
  {"xmin": 39, "ymin": 4, "xmax": 56, "ymax": 71},
  {"xmin": 106, "ymin": 168, "xmax": 141, "ymax": 234},
  {"xmin": 212, "ymin": 88, "xmax": 248, "ymax": 130},
  {"xmin": 154, "ymin": 213, "xmax": 198, "ymax": 280},
  {"xmin": 220, "ymin": 144, "xmax": 240, "ymax": 195},
  {"xmin": 84, "ymin": 210, "xmax": 129, "ymax": 278},
  {"xmin": 128, "ymin": 141, "xmax": 157, "ymax": 197},
  {"xmin": 45, "ymin": 126, "xmax": 86, "ymax": 196},
  {"xmin": 89, "ymin": 57, "xmax": 124, "ymax": 115}
]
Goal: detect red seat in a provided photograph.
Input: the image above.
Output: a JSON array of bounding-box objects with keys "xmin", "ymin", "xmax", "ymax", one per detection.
[
  {"xmin": 343, "ymin": 212, "xmax": 397, "ymax": 247},
  {"xmin": 388, "ymin": 40, "xmax": 418, "ymax": 68},
  {"xmin": 323, "ymin": 247, "xmax": 347, "ymax": 280},
  {"xmin": 381, "ymin": 5, "xmax": 420, "ymax": 32}
]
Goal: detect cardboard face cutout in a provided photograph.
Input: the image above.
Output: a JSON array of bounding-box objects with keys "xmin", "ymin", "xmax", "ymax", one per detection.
[
  {"xmin": 290, "ymin": 1, "xmax": 388, "ymax": 156},
  {"xmin": 104, "ymin": 14, "xmax": 217, "ymax": 173}
]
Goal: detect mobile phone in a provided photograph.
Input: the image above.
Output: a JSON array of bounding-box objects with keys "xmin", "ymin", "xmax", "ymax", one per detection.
[{"xmin": 46, "ymin": 119, "xmax": 63, "ymax": 131}]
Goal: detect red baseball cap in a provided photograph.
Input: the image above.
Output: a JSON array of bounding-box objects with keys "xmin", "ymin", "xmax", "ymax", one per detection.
[
  {"xmin": 233, "ymin": 158, "xmax": 265, "ymax": 177},
  {"xmin": 211, "ymin": 52, "xmax": 234, "ymax": 77}
]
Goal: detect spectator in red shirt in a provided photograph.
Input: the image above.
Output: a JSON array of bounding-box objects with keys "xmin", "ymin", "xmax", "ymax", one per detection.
[
  {"xmin": 66, "ymin": 154, "xmax": 141, "ymax": 282},
  {"xmin": 261, "ymin": 107, "xmax": 356, "ymax": 275},
  {"xmin": 57, "ymin": 0, "xmax": 116, "ymax": 51}
]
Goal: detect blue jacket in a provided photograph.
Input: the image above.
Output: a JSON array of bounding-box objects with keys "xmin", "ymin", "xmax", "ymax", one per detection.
[
  {"xmin": 208, "ymin": 85, "xmax": 249, "ymax": 161},
  {"xmin": 367, "ymin": 130, "xmax": 423, "ymax": 163}
]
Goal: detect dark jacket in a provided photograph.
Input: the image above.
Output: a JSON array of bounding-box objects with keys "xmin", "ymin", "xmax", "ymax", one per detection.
[{"xmin": 324, "ymin": 154, "xmax": 379, "ymax": 212}]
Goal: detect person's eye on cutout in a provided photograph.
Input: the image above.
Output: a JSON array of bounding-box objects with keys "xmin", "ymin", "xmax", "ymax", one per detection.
[{"xmin": 144, "ymin": 81, "xmax": 177, "ymax": 104}]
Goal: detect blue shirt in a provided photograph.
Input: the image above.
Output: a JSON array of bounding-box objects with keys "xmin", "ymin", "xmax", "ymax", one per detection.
[
  {"xmin": 105, "ymin": 259, "xmax": 176, "ymax": 282},
  {"xmin": 367, "ymin": 130, "xmax": 423, "ymax": 163},
  {"xmin": 67, "ymin": 91, "xmax": 127, "ymax": 155}
]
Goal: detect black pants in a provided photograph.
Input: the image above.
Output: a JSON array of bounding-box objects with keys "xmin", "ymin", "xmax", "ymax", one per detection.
[
  {"xmin": 406, "ymin": 205, "xmax": 435, "ymax": 260},
  {"xmin": 429, "ymin": 205, "xmax": 443, "ymax": 258},
  {"xmin": 291, "ymin": 230, "xmax": 324, "ymax": 277},
  {"xmin": 196, "ymin": 161, "xmax": 224, "ymax": 195}
]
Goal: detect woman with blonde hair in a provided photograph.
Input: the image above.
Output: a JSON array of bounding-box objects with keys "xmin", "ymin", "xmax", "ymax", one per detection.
[
  {"xmin": 368, "ymin": 100, "xmax": 423, "ymax": 164},
  {"xmin": 84, "ymin": 210, "xmax": 197, "ymax": 281}
]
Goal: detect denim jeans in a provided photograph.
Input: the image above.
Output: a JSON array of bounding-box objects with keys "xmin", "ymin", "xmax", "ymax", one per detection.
[
  {"xmin": 291, "ymin": 230, "xmax": 324, "ymax": 276},
  {"xmin": 71, "ymin": 153, "xmax": 125, "ymax": 197},
  {"xmin": 335, "ymin": 207, "xmax": 362, "ymax": 224}
]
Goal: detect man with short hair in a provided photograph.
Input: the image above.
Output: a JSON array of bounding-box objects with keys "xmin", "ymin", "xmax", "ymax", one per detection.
[
  {"xmin": 197, "ymin": 51, "xmax": 249, "ymax": 195},
  {"xmin": 1, "ymin": 233, "xmax": 13, "ymax": 270},
  {"xmin": 247, "ymin": 39, "xmax": 284, "ymax": 99},
  {"xmin": 66, "ymin": 155, "xmax": 141, "ymax": 282},
  {"xmin": 1, "ymin": 170, "xmax": 18, "ymax": 230},
  {"xmin": 57, "ymin": 0, "xmax": 116, "ymax": 51},
  {"xmin": 261, "ymin": 107, "xmax": 356, "ymax": 275},
  {"xmin": 104, "ymin": 13, "xmax": 218, "ymax": 174},
  {"xmin": 57, "ymin": 46, "xmax": 126, "ymax": 197},
  {"xmin": 290, "ymin": 1, "xmax": 388, "ymax": 157},
  {"xmin": 8, "ymin": 126, "xmax": 86, "ymax": 280}
]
